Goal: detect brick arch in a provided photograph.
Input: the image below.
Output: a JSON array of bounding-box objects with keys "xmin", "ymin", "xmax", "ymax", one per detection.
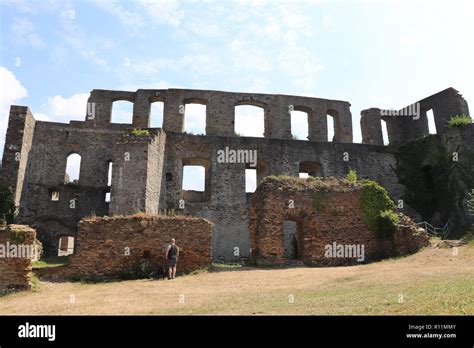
[
  {"xmin": 33, "ymin": 218, "xmax": 76, "ymax": 257},
  {"xmin": 149, "ymin": 95, "xmax": 165, "ymax": 103},
  {"xmin": 292, "ymin": 105, "xmax": 312, "ymax": 114},
  {"xmin": 183, "ymin": 97, "xmax": 208, "ymax": 105},
  {"xmin": 235, "ymin": 99, "xmax": 267, "ymax": 108},
  {"xmin": 299, "ymin": 161, "xmax": 323, "ymax": 177},
  {"xmin": 111, "ymin": 95, "xmax": 135, "ymax": 103}
]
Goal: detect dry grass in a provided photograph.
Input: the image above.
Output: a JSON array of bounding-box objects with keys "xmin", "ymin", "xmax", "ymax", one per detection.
[{"xmin": 0, "ymin": 244, "xmax": 472, "ymax": 315}]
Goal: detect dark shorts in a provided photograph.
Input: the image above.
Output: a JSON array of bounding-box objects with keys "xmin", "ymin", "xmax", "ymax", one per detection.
[{"xmin": 168, "ymin": 258, "xmax": 177, "ymax": 267}]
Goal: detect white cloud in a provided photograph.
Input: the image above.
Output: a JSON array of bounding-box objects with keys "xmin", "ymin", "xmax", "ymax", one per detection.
[
  {"xmin": 229, "ymin": 39, "xmax": 273, "ymax": 72},
  {"xmin": 278, "ymin": 46, "xmax": 324, "ymax": 92},
  {"xmin": 399, "ymin": 34, "xmax": 424, "ymax": 49},
  {"xmin": 322, "ymin": 14, "xmax": 333, "ymax": 30},
  {"xmin": 91, "ymin": 0, "xmax": 184, "ymax": 30},
  {"xmin": 59, "ymin": 4, "xmax": 110, "ymax": 69},
  {"xmin": 90, "ymin": 0, "xmax": 144, "ymax": 34},
  {"xmin": 11, "ymin": 17, "xmax": 46, "ymax": 48},
  {"xmin": 126, "ymin": 53, "xmax": 223, "ymax": 76},
  {"xmin": 7, "ymin": 0, "xmax": 63, "ymax": 14},
  {"xmin": 0, "ymin": 67, "xmax": 28, "ymax": 158},
  {"xmin": 137, "ymin": 0, "xmax": 184, "ymax": 27},
  {"xmin": 35, "ymin": 93, "xmax": 89, "ymax": 124},
  {"xmin": 117, "ymin": 80, "xmax": 182, "ymax": 91}
]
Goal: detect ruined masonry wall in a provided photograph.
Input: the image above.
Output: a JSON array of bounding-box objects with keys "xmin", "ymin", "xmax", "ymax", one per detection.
[
  {"xmin": 0, "ymin": 225, "xmax": 38, "ymax": 292},
  {"xmin": 62, "ymin": 215, "xmax": 213, "ymax": 277},
  {"xmin": 0, "ymin": 87, "xmax": 467, "ymax": 261},
  {"xmin": 248, "ymin": 179, "xmax": 430, "ymax": 266}
]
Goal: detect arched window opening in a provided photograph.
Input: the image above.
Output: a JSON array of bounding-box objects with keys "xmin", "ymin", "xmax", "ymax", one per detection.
[
  {"xmin": 327, "ymin": 114, "xmax": 335, "ymax": 142},
  {"xmin": 111, "ymin": 100, "xmax": 133, "ymax": 124},
  {"xmin": 184, "ymin": 102, "xmax": 206, "ymax": 135},
  {"xmin": 150, "ymin": 101, "xmax": 164, "ymax": 128},
  {"xmin": 283, "ymin": 220, "xmax": 299, "ymax": 260},
  {"xmin": 245, "ymin": 168, "xmax": 257, "ymax": 193},
  {"xmin": 381, "ymin": 120, "xmax": 389, "ymax": 145},
  {"xmin": 58, "ymin": 236, "xmax": 74, "ymax": 256},
  {"xmin": 107, "ymin": 161, "xmax": 113, "ymax": 187},
  {"xmin": 299, "ymin": 161, "xmax": 322, "ymax": 178},
  {"xmin": 234, "ymin": 104, "xmax": 264, "ymax": 137},
  {"xmin": 183, "ymin": 165, "xmax": 205, "ymax": 192},
  {"xmin": 182, "ymin": 158, "xmax": 210, "ymax": 202},
  {"xmin": 426, "ymin": 109, "xmax": 436, "ymax": 134},
  {"xmin": 65, "ymin": 153, "xmax": 81, "ymax": 184},
  {"xmin": 290, "ymin": 110, "xmax": 309, "ymax": 140}
]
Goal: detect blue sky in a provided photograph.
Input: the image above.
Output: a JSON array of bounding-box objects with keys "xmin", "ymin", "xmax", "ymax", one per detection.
[{"xmin": 1, "ymin": 0, "xmax": 473, "ymax": 191}]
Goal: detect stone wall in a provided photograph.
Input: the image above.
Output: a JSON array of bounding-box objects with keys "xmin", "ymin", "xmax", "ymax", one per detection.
[
  {"xmin": 1, "ymin": 87, "xmax": 468, "ymax": 261},
  {"xmin": 248, "ymin": 177, "xmax": 429, "ymax": 266},
  {"xmin": 62, "ymin": 214, "xmax": 213, "ymax": 278},
  {"xmin": 86, "ymin": 88, "xmax": 353, "ymax": 142},
  {"xmin": 0, "ymin": 106, "xmax": 36, "ymax": 205},
  {"xmin": 361, "ymin": 87, "xmax": 471, "ymax": 146},
  {"xmin": 109, "ymin": 131, "xmax": 166, "ymax": 215},
  {"xmin": 0, "ymin": 225, "xmax": 39, "ymax": 292}
]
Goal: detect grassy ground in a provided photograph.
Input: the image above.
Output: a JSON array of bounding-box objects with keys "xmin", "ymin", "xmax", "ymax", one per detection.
[
  {"xmin": 0, "ymin": 243, "xmax": 472, "ymax": 315},
  {"xmin": 32, "ymin": 256, "xmax": 69, "ymax": 269}
]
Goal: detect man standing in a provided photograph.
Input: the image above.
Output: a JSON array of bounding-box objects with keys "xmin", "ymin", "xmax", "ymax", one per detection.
[{"xmin": 165, "ymin": 238, "xmax": 179, "ymax": 280}]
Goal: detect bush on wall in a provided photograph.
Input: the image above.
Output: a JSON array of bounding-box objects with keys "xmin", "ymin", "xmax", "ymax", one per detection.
[
  {"xmin": 360, "ymin": 180, "xmax": 398, "ymax": 240},
  {"xmin": 0, "ymin": 181, "xmax": 17, "ymax": 226}
]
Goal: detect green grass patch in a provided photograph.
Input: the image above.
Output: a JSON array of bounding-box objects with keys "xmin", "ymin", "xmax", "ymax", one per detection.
[
  {"xmin": 211, "ymin": 263, "xmax": 242, "ymax": 269},
  {"xmin": 33, "ymin": 256, "xmax": 69, "ymax": 269}
]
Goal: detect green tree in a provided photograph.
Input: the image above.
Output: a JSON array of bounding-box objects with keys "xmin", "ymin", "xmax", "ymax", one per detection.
[{"xmin": 0, "ymin": 182, "xmax": 17, "ymax": 225}]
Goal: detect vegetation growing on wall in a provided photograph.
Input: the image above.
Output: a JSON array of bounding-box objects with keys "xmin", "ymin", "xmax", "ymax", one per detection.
[
  {"xmin": 360, "ymin": 180, "xmax": 398, "ymax": 240},
  {"xmin": 448, "ymin": 114, "xmax": 472, "ymax": 127},
  {"xmin": 345, "ymin": 169, "xmax": 358, "ymax": 183},
  {"xmin": 8, "ymin": 229, "xmax": 28, "ymax": 243},
  {"xmin": 394, "ymin": 134, "xmax": 474, "ymax": 234},
  {"xmin": 0, "ymin": 182, "xmax": 16, "ymax": 226},
  {"xmin": 131, "ymin": 128, "xmax": 150, "ymax": 136}
]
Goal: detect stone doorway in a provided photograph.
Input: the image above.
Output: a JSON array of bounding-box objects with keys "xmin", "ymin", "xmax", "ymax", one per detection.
[{"xmin": 283, "ymin": 220, "xmax": 299, "ymax": 260}]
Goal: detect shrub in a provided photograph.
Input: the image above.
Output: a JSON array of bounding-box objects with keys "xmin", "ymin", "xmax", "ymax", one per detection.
[
  {"xmin": 345, "ymin": 169, "xmax": 358, "ymax": 183},
  {"xmin": 375, "ymin": 210, "xmax": 400, "ymax": 240},
  {"xmin": 131, "ymin": 128, "xmax": 150, "ymax": 136},
  {"xmin": 121, "ymin": 259, "xmax": 160, "ymax": 280},
  {"xmin": 0, "ymin": 182, "xmax": 17, "ymax": 225},
  {"xmin": 448, "ymin": 115, "xmax": 472, "ymax": 128},
  {"xmin": 360, "ymin": 180, "xmax": 397, "ymax": 239}
]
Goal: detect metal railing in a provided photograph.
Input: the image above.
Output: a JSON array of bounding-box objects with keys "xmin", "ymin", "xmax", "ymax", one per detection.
[{"xmin": 415, "ymin": 219, "xmax": 453, "ymax": 239}]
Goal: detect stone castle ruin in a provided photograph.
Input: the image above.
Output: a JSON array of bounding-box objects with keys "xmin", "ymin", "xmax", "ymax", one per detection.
[{"xmin": 0, "ymin": 87, "xmax": 472, "ymax": 263}]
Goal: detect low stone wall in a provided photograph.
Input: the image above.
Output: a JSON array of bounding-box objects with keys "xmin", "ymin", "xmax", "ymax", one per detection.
[
  {"xmin": 0, "ymin": 225, "xmax": 39, "ymax": 292},
  {"xmin": 249, "ymin": 177, "xmax": 430, "ymax": 266},
  {"xmin": 61, "ymin": 214, "xmax": 213, "ymax": 278}
]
